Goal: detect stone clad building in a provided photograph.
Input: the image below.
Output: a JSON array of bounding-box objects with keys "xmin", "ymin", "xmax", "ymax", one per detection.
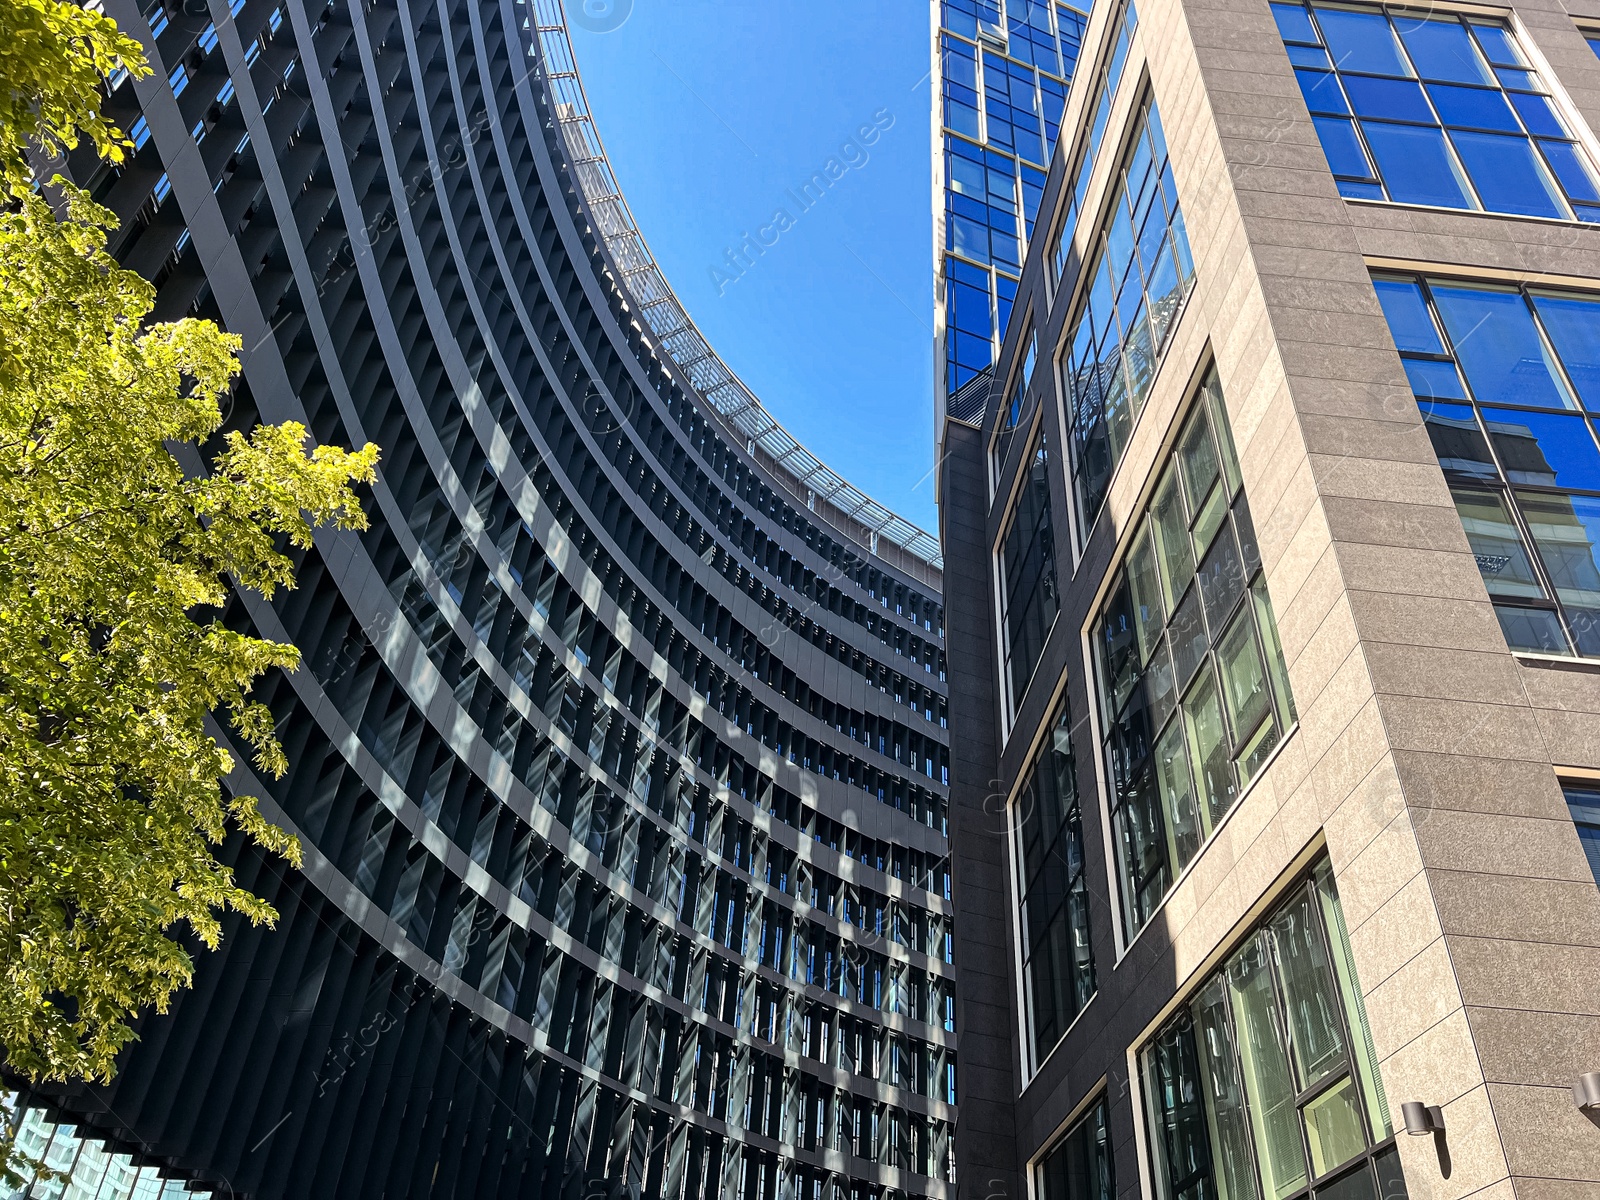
[{"xmin": 937, "ymin": 0, "xmax": 1600, "ymax": 1196}]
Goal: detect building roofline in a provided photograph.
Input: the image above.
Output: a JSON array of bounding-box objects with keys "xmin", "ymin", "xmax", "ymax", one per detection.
[{"xmin": 531, "ymin": 0, "xmax": 945, "ymax": 573}]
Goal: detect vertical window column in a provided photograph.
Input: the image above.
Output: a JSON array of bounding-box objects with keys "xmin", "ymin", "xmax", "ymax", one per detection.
[
  {"xmin": 1094, "ymin": 370, "xmax": 1295, "ymax": 936},
  {"xmin": 1062, "ymin": 93, "xmax": 1195, "ymax": 539},
  {"xmin": 997, "ymin": 429, "xmax": 1061, "ymax": 716},
  {"xmin": 1014, "ymin": 701, "xmax": 1096, "ymax": 1065},
  {"xmin": 1143, "ymin": 863, "xmax": 1404, "ymax": 1200}
]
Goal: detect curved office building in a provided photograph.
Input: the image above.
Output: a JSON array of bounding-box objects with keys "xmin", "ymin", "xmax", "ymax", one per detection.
[{"xmin": 10, "ymin": 1, "xmax": 953, "ymax": 1197}]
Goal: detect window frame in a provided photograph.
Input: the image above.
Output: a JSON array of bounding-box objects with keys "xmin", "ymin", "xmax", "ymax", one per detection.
[
  {"xmin": 1374, "ymin": 271, "xmax": 1600, "ymax": 659},
  {"xmin": 1140, "ymin": 861, "xmax": 1402, "ymax": 1200},
  {"xmin": 992, "ymin": 312, "xmax": 1041, "ymax": 491},
  {"xmin": 1009, "ymin": 695, "xmax": 1098, "ymax": 1076},
  {"xmin": 1056, "ymin": 83, "xmax": 1198, "ymax": 549},
  {"xmin": 1276, "ymin": 0, "xmax": 1600, "ymax": 222},
  {"xmin": 1564, "ymin": 779, "xmax": 1600, "ymax": 886},
  {"xmin": 994, "ymin": 419, "xmax": 1064, "ymax": 728},
  {"xmin": 1091, "ymin": 367, "xmax": 1297, "ymax": 941},
  {"xmin": 1031, "ymin": 1092, "xmax": 1115, "ymax": 1200}
]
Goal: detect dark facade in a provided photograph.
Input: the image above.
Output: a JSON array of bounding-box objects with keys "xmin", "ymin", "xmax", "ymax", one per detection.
[
  {"xmin": 938, "ymin": 0, "xmax": 1600, "ymax": 1198},
  {"xmin": 7, "ymin": 1, "xmax": 955, "ymax": 1197}
]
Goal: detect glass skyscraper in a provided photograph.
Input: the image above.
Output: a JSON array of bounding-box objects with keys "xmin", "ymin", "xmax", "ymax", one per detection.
[
  {"xmin": 5, "ymin": 1, "xmax": 952, "ymax": 1198},
  {"xmin": 933, "ymin": 0, "xmax": 1088, "ymax": 433}
]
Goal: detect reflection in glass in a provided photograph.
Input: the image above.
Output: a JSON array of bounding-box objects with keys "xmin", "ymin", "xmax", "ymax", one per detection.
[
  {"xmin": 1431, "ymin": 284, "xmax": 1574, "ymax": 409},
  {"xmin": 1304, "ymin": 1077, "xmax": 1370, "ymax": 1178},
  {"xmin": 1037, "ymin": 1098, "xmax": 1114, "ymax": 1200},
  {"xmin": 1143, "ymin": 866, "xmax": 1405, "ymax": 1200},
  {"xmin": 1014, "ymin": 701, "xmax": 1096, "ymax": 1061},
  {"xmin": 1449, "ymin": 486, "xmax": 1544, "ymax": 599},
  {"xmin": 1229, "ymin": 935, "xmax": 1309, "ymax": 1199},
  {"xmin": 1097, "ymin": 372, "xmax": 1295, "ymax": 938},
  {"xmin": 1065, "ymin": 93, "xmax": 1196, "ymax": 537},
  {"xmin": 998, "ymin": 433, "xmax": 1060, "ymax": 712},
  {"xmin": 1276, "ymin": 4, "xmax": 1600, "ymax": 220},
  {"xmin": 1375, "ymin": 273, "xmax": 1600, "ymax": 658},
  {"xmin": 1517, "ymin": 491, "xmax": 1600, "ymax": 611},
  {"xmin": 1194, "ymin": 976, "xmax": 1264, "ymax": 1200},
  {"xmin": 1481, "ymin": 408, "xmax": 1600, "ymax": 489}
]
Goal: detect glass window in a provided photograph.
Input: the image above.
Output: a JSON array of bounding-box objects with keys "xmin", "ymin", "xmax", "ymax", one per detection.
[
  {"xmin": 1095, "ymin": 370, "xmax": 1296, "ymax": 937},
  {"xmin": 1275, "ymin": 4, "xmax": 1600, "ymax": 220},
  {"xmin": 998, "ymin": 430, "xmax": 1061, "ymax": 714},
  {"xmin": 1063, "ymin": 92, "xmax": 1196, "ymax": 540},
  {"xmin": 1373, "ymin": 273, "xmax": 1600, "ymax": 658},
  {"xmin": 994, "ymin": 320, "xmax": 1039, "ymax": 474},
  {"xmin": 1036, "ymin": 1098, "xmax": 1114, "ymax": 1200},
  {"xmin": 1143, "ymin": 864, "xmax": 1403, "ymax": 1200},
  {"xmin": 1015, "ymin": 701, "xmax": 1097, "ymax": 1064},
  {"xmin": 1050, "ymin": 1, "xmax": 1142, "ymax": 286},
  {"xmin": 1564, "ymin": 782, "xmax": 1600, "ymax": 885}
]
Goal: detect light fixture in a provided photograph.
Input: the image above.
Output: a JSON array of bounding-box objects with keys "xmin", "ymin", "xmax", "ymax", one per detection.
[
  {"xmin": 1575, "ymin": 1072, "xmax": 1600, "ymax": 1111},
  {"xmin": 1402, "ymin": 1102, "xmax": 1445, "ymax": 1135}
]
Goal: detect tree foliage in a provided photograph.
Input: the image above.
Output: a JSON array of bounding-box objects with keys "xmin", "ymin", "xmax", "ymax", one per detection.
[
  {"xmin": 0, "ymin": 0, "xmax": 147, "ymax": 201},
  {"xmin": 0, "ymin": 0, "xmax": 379, "ymax": 1092}
]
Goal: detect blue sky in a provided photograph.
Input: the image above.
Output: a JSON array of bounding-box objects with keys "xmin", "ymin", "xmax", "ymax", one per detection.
[{"xmin": 568, "ymin": 1, "xmax": 940, "ymax": 531}]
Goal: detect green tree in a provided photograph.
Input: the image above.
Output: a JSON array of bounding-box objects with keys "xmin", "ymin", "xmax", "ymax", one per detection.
[{"xmin": 0, "ymin": 0, "xmax": 379, "ymax": 1127}]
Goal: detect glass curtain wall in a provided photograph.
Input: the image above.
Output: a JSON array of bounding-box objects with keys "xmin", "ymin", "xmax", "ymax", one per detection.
[
  {"xmin": 999, "ymin": 429, "xmax": 1062, "ymax": 715},
  {"xmin": 1275, "ymin": 3, "xmax": 1600, "ymax": 219},
  {"xmin": 1050, "ymin": 0, "xmax": 1141, "ymax": 285},
  {"xmin": 1036, "ymin": 1099, "xmax": 1115, "ymax": 1200},
  {"xmin": 1014, "ymin": 701, "xmax": 1096, "ymax": 1064},
  {"xmin": 994, "ymin": 321, "xmax": 1040, "ymax": 474},
  {"xmin": 1373, "ymin": 273, "xmax": 1600, "ymax": 658},
  {"xmin": 1063, "ymin": 93, "xmax": 1197, "ymax": 539},
  {"xmin": 1143, "ymin": 863, "xmax": 1404, "ymax": 1200},
  {"xmin": 3, "ymin": 1100, "xmax": 209, "ymax": 1199},
  {"xmin": 1095, "ymin": 370, "xmax": 1295, "ymax": 936},
  {"xmin": 940, "ymin": 0, "xmax": 1089, "ymax": 399}
]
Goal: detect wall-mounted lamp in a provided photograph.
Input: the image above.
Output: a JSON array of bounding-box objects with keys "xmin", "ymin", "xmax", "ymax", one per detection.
[
  {"xmin": 1402, "ymin": 1102, "xmax": 1445, "ymax": 1136},
  {"xmin": 1575, "ymin": 1072, "xmax": 1600, "ymax": 1111}
]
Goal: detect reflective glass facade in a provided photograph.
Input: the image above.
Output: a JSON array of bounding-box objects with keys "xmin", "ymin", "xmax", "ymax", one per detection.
[
  {"xmin": 17, "ymin": 0, "xmax": 953, "ymax": 1197},
  {"xmin": 938, "ymin": 0, "xmax": 1089, "ymax": 410},
  {"xmin": 3, "ymin": 1101, "xmax": 214, "ymax": 1199},
  {"xmin": 1048, "ymin": 0, "xmax": 1139, "ymax": 285},
  {"xmin": 998, "ymin": 429, "xmax": 1061, "ymax": 714},
  {"xmin": 1033, "ymin": 1099, "xmax": 1113, "ymax": 1200},
  {"xmin": 1277, "ymin": 3, "xmax": 1600, "ymax": 219},
  {"xmin": 1012, "ymin": 701, "xmax": 1094, "ymax": 1066},
  {"xmin": 1142, "ymin": 864, "xmax": 1399, "ymax": 1200},
  {"xmin": 1061, "ymin": 92, "xmax": 1195, "ymax": 537},
  {"xmin": 1374, "ymin": 273, "xmax": 1600, "ymax": 659},
  {"xmin": 1095, "ymin": 371, "xmax": 1294, "ymax": 937}
]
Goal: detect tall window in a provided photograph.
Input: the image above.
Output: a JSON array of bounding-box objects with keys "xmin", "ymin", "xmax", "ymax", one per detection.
[
  {"xmin": 1275, "ymin": 2, "xmax": 1600, "ymax": 220},
  {"xmin": 1095, "ymin": 371, "xmax": 1295, "ymax": 936},
  {"xmin": 1063, "ymin": 94, "xmax": 1196, "ymax": 540},
  {"xmin": 1015, "ymin": 701, "xmax": 1095, "ymax": 1064},
  {"xmin": 1036, "ymin": 1097, "xmax": 1114, "ymax": 1200},
  {"xmin": 1565, "ymin": 782, "xmax": 1600, "ymax": 885},
  {"xmin": 1143, "ymin": 863, "xmax": 1405, "ymax": 1200},
  {"xmin": 998, "ymin": 429, "xmax": 1060, "ymax": 714},
  {"xmin": 1050, "ymin": 0, "xmax": 1140, "ymax": 286},
  {"xmin": 994, "ymin": 320, "xmax": 1039, "ymax": 475},
  {"xmin": 1373, "ymin": 273, "xmax": 1600, "ymax": 658}
]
